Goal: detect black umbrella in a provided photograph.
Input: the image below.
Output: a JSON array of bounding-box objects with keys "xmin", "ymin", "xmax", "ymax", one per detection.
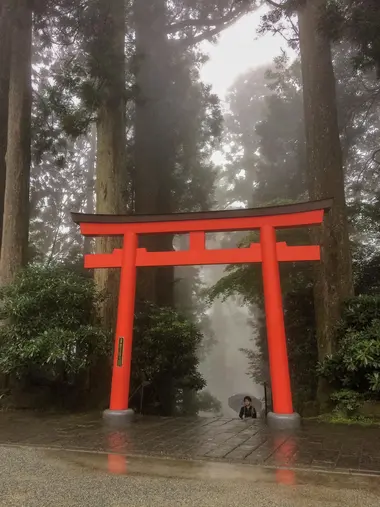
[{"xmin": 228, "ymin": 393, "xmax": 262, "ymax": 415}]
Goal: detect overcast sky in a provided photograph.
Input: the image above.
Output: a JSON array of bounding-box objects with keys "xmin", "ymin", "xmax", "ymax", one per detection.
[{"xmin": 200, "ymin": 6, "xmax": 289, "ymax": 99}]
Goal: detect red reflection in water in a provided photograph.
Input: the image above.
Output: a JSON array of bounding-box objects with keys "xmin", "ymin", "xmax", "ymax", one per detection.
[
  {"xmin": 108, "ymin": 453, "xmax": 127, "ymax": 475},
  {"xmin": 276, "ymin": 468, "xmax": 295, "ymax": 485},
  {"xmin": 107, "ymin": 431, "xmax": 130, "ymax": 475},
  {"xmin": 274, "ymin": 435, "xmax": 297, "ymax": 486}
]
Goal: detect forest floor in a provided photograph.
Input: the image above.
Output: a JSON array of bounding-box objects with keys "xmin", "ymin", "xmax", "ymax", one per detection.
[{"xmin": 0, "ymin": 411, "xmax": 380, "ymax": 475}]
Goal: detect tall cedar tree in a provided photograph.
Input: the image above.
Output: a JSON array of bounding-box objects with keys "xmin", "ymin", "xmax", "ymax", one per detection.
[
  {"xmin": 91, "ymin": 0, "xmax": 127, "ymax": 330},
  {"xmin": 134, "ymin": 0, "xmax": 176, "ymax": 306},
  {"xmin": 0, "ymin": 0, "xmax": 11, "ymax": 251},
  {"xmin": 0, "ymin": 0, "xmax": 32, "ymax": 286},
  {"xmin": 265, "ymin": 0, "xmax": 354, "ymax": 405},
  {"xmin": 298, "ymin": 1, "xmax": 354, "ymax": 367}
]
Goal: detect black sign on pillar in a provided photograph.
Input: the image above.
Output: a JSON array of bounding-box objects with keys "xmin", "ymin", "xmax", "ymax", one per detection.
[{"xmin": 117, "ymin": 337, "xmax": 124, "ymax": 367}]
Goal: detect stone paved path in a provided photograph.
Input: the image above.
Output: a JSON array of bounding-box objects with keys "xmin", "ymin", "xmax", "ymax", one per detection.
[{"xmin": 0, "ymin": 412, "xmax": 380, "ymax": 475}]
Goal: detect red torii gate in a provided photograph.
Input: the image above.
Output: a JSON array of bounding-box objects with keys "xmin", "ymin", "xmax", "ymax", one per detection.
[{"xmin": 72, "ymin": 199, "xmax": 331, "ymax": 429}]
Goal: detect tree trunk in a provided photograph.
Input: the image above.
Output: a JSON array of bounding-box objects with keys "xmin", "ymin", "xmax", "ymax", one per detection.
[
  {"xmin": 0, "ymin": 0, "xmax": 32, "ymax": 286},
  {"xmin": 83, "ymin": 123, "xmax": 96, "ymax": 256},
  {"xmin": 298, "ymin": 0, "xmax": 354, "ymax": 403},
  {"xmin": 0, "ymin": 0, "xmax": 12, "ymax": 253},
  {"xmin": 0, "ymin": 0, "xmax": 11, "ymax": 389},
  {"xmin": 134, "ymin": 0, "xmax": 176, "ymax": 306},
  {"xmin": 90, "ymin": 0, "xmax": 127, "ymax": 407},
  {"xmin": 94, "ymin": 0, "xmax": 127, "ymax": 331}
]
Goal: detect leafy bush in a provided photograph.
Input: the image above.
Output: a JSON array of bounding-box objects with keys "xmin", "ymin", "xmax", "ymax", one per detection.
[
  {"xmin": 330, "ymin": 389, "xmax": 363, "ymax": 416},
  {"xmin": 131, "ymin": 303, "xmax": 206, "ymax": 415},
  {"xmin": 195, "ymin": 390, "xmax": 222, "ymax": 413},
  {"xmin": 319, "ymin": 296, "xmax": 380, "ymax": 409},
  {"xmin": 0, "ymin": 267, "xmax": 207, "ymax": 414},
  {"xmin": 176, "ymin": 389, "xmax": 222, "ymax": 416},
  {"xmin": 0, "ymin": 265, "xmax": 110, "ymax": 396}
]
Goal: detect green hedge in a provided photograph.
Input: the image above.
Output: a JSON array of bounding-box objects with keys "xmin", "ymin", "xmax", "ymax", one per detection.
[{"xmin": 318, "ymin": 295, "xmax": 380, "ymax": 415}]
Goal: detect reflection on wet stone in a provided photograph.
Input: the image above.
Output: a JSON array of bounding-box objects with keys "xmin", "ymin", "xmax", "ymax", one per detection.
[{"xmin": 0, "ymin": 412, "xmax": 380, "ymax": 476}]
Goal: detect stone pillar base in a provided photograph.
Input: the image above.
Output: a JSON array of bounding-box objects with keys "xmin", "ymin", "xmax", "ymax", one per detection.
[
  {"xmin": 103, "ymin": 409, "xmax": 135, "ymax": 427},
  {"xmin": 267, "ymin": 411, "xmax": 301, "ymax": 430}
]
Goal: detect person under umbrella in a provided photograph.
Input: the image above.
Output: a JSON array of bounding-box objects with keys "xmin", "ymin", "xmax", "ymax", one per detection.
[{"xmin": 239, "ymin": 396, "xmax": 257, "ymax": 420}]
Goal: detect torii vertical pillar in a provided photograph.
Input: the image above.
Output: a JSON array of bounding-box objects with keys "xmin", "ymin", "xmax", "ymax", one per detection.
[
  {"xmin": 261, "ymin": 225, "xmax": 300, "ymax": 430},
  {"xmin": 103, "ymin": 231, "xmax": 137, "ymax": 425}
]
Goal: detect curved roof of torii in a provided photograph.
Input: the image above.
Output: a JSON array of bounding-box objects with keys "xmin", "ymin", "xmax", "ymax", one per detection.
[{"xmin": 71, "ymin": 198, "xmax": 333, "ymax": 225}]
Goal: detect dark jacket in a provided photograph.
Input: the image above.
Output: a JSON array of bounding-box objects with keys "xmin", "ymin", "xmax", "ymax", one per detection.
[{"xmin": 239, "ymin": 405, "xmax": 257, "ymax": 419}]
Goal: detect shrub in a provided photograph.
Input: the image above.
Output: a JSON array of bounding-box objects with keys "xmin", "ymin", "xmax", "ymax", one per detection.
[
  {"xmin": 0, "ymin": 265, "xmax": 110, "ymax": 400},
  {"xmin": 131, "ymin": 303, "xmax": 206, "ymax": 415},
  {"xmin": 195, "ymin": 390, "xmax": 222, "ymax": 414},
  {"xmin": 319, "ymin": 295, "xmax": 380, "ymax": 409},
  {"xmin": 0, "ymin": 266, "xmax": 207, "ymax": 414},
  {"xmin": 330, "ymin": 389, "xmax": 363, "ymax": 416},
  {"xmin": 172, "ymin": 389, "xmax": 222, "ymax": 417}
]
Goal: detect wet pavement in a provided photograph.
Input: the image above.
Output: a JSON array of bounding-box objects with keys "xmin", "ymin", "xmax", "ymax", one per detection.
[
  {"xmin": 0, "ymin": 411, "xmax": 380, "ymax": 475},
  {"xmin": 1, "ymin": 445, "xmax": 380, "ymax": 506}
]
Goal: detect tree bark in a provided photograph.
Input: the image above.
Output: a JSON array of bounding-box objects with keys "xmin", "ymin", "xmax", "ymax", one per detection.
[
  {"xmin": 0, "ymin": 0, "xmax": 32, "ymax": 286},
  {"xmin": 134, "ymin": 0, "xmax": 176, "ymax": 306},
  {"xmin": 94, "ymin": 0, "xmax": 127, "ymax": 331},
  {"xmin": 88, "ymin": 0, "xmax": 127, "ymax": 408},
  {"xmin": 83, "ymin": 123, "xmax": 96, "ymax": 256},
  {"xmin": 298, "ymin": 0, "xmax": 354, "ymax": 401},
  {"xmin": 0, "ymin": 0, "xmax": 12, "ymax": 253}
]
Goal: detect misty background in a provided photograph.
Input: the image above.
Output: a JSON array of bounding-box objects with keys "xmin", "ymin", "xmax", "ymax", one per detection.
[{"xmin": 185, "ymin": 6, "xmax": 285, "ymax": 415}]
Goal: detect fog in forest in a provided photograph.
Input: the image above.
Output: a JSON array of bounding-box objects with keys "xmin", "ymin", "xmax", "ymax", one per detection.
[
  {"xmin": 175, "ymin": 230, "xmax": 264, "ymax": 417},
  {"xmin": 200, "ymin": 265, "xmax": 262, "ymax": 416}
]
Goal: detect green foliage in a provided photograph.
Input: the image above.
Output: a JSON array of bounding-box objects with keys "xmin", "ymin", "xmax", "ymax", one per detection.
[
  {"xmin": 330, "ymin": 389, "xmax": 363, "ymax": 415},
  {"xmin": 263, "ymin": 0, "xmax": 380, "ymax": 78},
  {"xmin": 319, "ymin": 296, "xmax": 380, "ymax": 405},
  {"xmin": 175, "ymin": 389, "xmax": 222, "ymax": 416},
  {"xmin": 218, "ymin": 56, "xmax": 305, "ymax": 207},
  {"xmin": 311, "ymin": 412, "xmax": 378, "ymax": 426},
  {"xmin": 0, "ymin": 267, "xmax": 207, "ymax": 413},
  {"xmin": 326, "ymin": 0, "xmax": 380, "ymax": 76},
  {"xmin": 195, "ymin": 390, "xmax": 222, "ymax": 414},
  {"xmin": 0, "ymin": 265, "xmax": 110, "ymax": 384},
  {"xmin": 30, "ymin": 8, "xmax": 227, "ymax": 265},
  {"xmin": 338, "ymin": 295, "xmax": 380, "ymax": 332},
  {"xmin": 131, "ymin": 302, "xmax": 207, "ymax": 415},
  {"xmin": 132, "ymin": 303, "xmax": 205, "ymax": 393},
  {"xmin": 315, "ymin": 389, "xmax": 379, "ymax": 425}
]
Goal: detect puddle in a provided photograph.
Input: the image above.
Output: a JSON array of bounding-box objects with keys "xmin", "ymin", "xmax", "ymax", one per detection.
[{"xmin": 42, "ymin": 448, "xmax": 380, "ymax": 493}]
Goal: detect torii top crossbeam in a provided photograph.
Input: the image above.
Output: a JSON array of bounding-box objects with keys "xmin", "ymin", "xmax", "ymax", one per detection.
[
  {"xmin": 72, "ymin": 198, "xmax": 332, "ymax": 233},
  {"xmin": 72, "ymin": 198, "xmax": 332, "ymax": 429},
  {"xmin": 72, "ymin": 199, "xmax": 332, "ymax": 268}
]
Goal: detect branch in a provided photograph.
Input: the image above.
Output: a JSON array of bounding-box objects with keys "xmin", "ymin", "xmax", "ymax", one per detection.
[
  {"xmin": 266, "ymin": 0, "xmax": 301, "ymax": 14},
  {"xmin": 168, "ymin": 6, "xmax": 241, "ymax": 33},
  {"xmin": 287, "ymin": 13, "xmax": 299, "ymax": 37},
  {"xmin": 168, "ymin": 0, "xmax": 255, "ymax": 35},
  {"xmin": 266, "ymin": 0, "xmax": 284, "ymax": 6},
  {"xmin": 372, "ymin": 148, "xmax": 380, "ymax": 167},
  {"xmin": 266, "ymin": 0, "xmax": 293, "ymax": 8},
  {"xmin": 179, "ymin": 9, "xmax": 248, "ymax": 49},
  {"xmin": 355, "ymin": 147, "xmax": 380, "ymax": 183}
]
